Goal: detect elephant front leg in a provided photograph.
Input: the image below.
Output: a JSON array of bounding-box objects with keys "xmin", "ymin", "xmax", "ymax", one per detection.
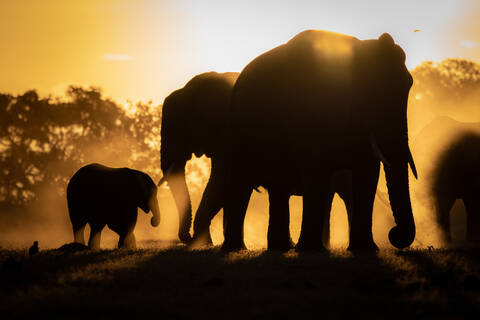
[
  {"xmin": 73, "ymin": 225, "xmax": 86, "ymax": 245},
  {"xmin": 267, "ymin": 189, "xmax": 294, "ymax": 251},
  {"xmin": 115, "ymin": 210, "xmax": 137, "ymax": 249},
  {"xmin": 296, "ymin": 171, "xmax": 331, "ymax": 252},
  {"xmin": 348, "ymin": 163, "xmax": 380, "ymax": 252},
  {"xmin": 192, "ymin": 169, "xmax": 225, "ymax": 247},
  {"xmin": 332, "ymin": 171, "xmax": 353, "ymax": 248},
  {"xmin": 119, "ymin": 232, "xmax": 136, "ymax": 249},
  {"xmin": 88, "ymin": 224, "xmax": 104, "ymax": 249}
]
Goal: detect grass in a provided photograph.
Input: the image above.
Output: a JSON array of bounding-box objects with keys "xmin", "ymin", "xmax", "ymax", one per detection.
[{"xmin": 1, "ymin": 241, "xmax": 479, "ymax": 319}]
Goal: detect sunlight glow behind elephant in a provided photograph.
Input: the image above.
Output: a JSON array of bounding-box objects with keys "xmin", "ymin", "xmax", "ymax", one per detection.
[{"xmin": 311, "ymin": 31, "xmax": 354, "ymax": 59}]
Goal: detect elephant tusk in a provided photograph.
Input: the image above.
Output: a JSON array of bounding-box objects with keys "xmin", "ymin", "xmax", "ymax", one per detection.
[
  {"xmin": 370, "ymin": 134, "xmax": 391, "ymax": 167},
  {"xmin": 157, "ymin": 164, "xmax": 176, "ymax": 186},
  {"xmin": 407, "ymin": 147, "xmax": 418, "ymax": 179},
  {"xmin": 157, "ymin": 176, "xmax": 166, "ymax": 186}
]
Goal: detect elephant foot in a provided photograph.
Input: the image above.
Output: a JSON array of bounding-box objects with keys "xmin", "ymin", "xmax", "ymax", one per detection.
[
  {"xmin": 179, "ymin": 232, "xmax": 193, "ymax": 245},
  {"xmin": 220, "ymin": 239, "xmax": 247, "ymax": 252},
  {"xmin": 347, "ymin": 241, "xmax": 379, "ymax": 253},
  {"xmin": 267, "ymin": 239, "xmax": 295, "ymax": 253},
  {"xmin": 189, "ymin": 233, "xmax": 214, "ymax": 249},
  {"xmin": 295, "ymin": 241, "xmax": 327, "ymax": 253}
]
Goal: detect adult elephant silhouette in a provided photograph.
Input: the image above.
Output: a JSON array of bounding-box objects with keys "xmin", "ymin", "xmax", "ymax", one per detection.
[
  {"xmin": 67, "ymin": 163, "xmax": 161, "ymax": 249},
  {"xmin": 160, "ymin": 72, "xmax": 239, "ymax": 245},
  {"xmin": 223, "ymin": 30, "xmax": 417, "ymax": 252}
]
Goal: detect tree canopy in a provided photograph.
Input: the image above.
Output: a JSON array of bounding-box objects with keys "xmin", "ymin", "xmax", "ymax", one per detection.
[
  {"xmin": 0, "ymin": 86, "xmax": 160, "ymax": 210},
  {"xmin": 409, "ymin": 58, "xmax": 480, "ymax": 126}
]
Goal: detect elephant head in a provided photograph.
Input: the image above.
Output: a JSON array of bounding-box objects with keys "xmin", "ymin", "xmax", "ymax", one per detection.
[
  {"xmin": 159, "ymin": 72, "xmax": 239, "ymax": 244},
  {"xmin": 354, "ymin": 33, "xmax": 417, "ymax": 248},
  {"xmin": 133, "ymin": 170, "xmax": 161, "ymax": 227}
]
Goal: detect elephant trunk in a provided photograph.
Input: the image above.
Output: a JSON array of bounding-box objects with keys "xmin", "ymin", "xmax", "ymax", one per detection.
[
  {"xmin": 384, "ymin": 160, "xmax": 416, "ymax": 249},
  {"xmin": 164, "ymin": 162, "xmax": 193, "ymax": 244},
  {"xmin": 149, "ymin": 192, "xmax": 161, "ymax": 227},
  {"xmin": 369, "ymin": 107, "xmax": 416, "ymax": 249}
]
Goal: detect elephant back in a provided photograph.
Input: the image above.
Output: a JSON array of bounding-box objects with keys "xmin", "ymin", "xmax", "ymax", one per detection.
[
  {"xmin": 229, "ymin": 31, "xmax": 359, "ymax": 179},
  {"xmin": 67, "ymin": 163, "xmax": 136, "ymax": 210}
]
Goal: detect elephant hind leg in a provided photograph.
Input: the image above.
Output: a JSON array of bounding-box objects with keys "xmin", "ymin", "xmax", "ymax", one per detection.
[{"xmin": 348, "ymin": 165, "xmax": 379, "ymax": 252}]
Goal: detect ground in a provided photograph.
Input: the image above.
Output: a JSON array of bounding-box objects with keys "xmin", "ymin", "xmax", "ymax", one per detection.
[{"xmin": 0, "ymin": 241, "xmax": 479, "ymax": 319}]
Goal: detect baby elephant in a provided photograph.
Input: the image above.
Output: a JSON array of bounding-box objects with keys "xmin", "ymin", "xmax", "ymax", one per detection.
[{"xmin": 67, "ymin": 163, "xmax": 161, "ymax": 249}]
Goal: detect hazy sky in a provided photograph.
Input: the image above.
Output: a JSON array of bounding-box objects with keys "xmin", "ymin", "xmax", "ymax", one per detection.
[{"xmin": 1, "ymin": 0, "xmax": 479, "ymax": 105}]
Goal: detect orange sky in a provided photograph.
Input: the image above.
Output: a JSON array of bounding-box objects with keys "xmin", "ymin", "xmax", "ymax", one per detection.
[{"xmin": 1, "ymin": 0, "xmax": 479, "ymax": 105}]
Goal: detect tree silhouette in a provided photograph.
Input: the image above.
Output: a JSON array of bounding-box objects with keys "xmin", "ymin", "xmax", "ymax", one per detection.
[
  {"xmin": 409, "ymin": 59, "xmax": 480, "ymax": 127},
  {"xmin": 0, "ymin": 87, "xmax": 160, "ymax": 230}
]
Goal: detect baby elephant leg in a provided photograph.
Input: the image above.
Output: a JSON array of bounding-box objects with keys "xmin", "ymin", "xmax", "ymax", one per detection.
[
  {"xmin": 88, "ymin": 224, "xmax": 104, "ymax": 249},
  {"xmin": 73, "ymin": 224, "xmax": 86, "ymax": 245},
  {"xmin": 69, "ymin": 209, "xmax": 87, "ymax": 245},
  {"xmin": 117, "ymin": 210, "xmax": 137, "ymax": 249}
]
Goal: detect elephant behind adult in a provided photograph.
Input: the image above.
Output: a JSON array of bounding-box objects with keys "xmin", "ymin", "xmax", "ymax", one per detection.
[
  {"xmin": 224, "ymin": 30, "xmax": 417, "ymax": 251},
  {"xmin": 160, "ymin": 72, "xmax": 239, "ymax": 244},
  {"xmin": 67, "ymin": 163, "xmax": 161, "ymax": 249},
  {"xmin": 432, "ymin": 133, "xmax": 480, "ymax": 244},
  {"xmin": 410, "ymin": 116, "xmax": 480, "ymax": 245}
]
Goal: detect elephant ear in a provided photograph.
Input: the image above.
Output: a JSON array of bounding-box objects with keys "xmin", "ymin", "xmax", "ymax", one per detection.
[
  {"xmin": 378, "ymin": 33, "xmax": 407, "ymax": 64},
  {"xmin": 378, "ymin": 33, "xmax": 394, "ymax": 46},
  {"xmin": 133, "ymin": 171, "xmax": 153, "ymax": 213}
]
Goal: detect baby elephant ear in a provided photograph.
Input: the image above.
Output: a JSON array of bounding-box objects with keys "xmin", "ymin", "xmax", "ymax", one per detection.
[{"xmin": 379, "ymin": 33, "xmax": 394, "ymax": 45}]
